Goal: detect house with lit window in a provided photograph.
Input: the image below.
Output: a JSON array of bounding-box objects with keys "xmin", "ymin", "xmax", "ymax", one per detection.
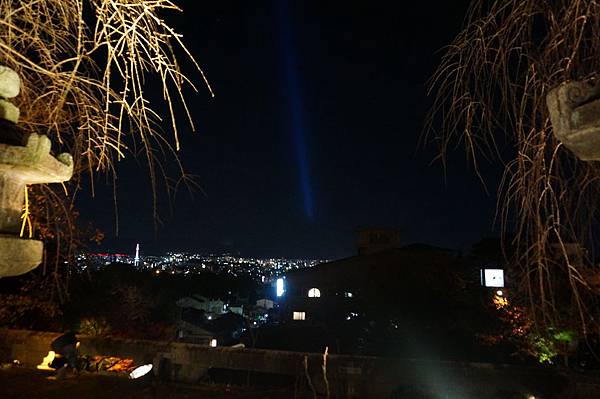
[
  {"xmin": 279, "ymin": 236, "xmax": 461, "ymax": 327},
  {"xmin": 252, "ymin": 233, "xmax": 517, "ymax": 358}
]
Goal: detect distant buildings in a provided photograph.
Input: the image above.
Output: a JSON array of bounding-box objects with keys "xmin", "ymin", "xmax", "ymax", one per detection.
[
  {"xmin": 176, "ymin": 295, "xmax": 225, "ymax": 317},
  {"xmin": 175, "ymin": 294, "xmax": 274, "ymax": 346},
  {"xmin": 256, "ymin": 298, "xmax": 274, "ymax": 310}
]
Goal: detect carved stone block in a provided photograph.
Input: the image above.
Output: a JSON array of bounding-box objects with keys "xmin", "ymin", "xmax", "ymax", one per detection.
[
  {"xmin": 0, "ymin": 66, "xmax": 20, "ymax": 99},
  {"xmin": 0, "ymin": 99, "xmax": 19, "ymax": 123},
  {"xmin": 0, "ymin": 133, "xmax": 73, "ymax": 277},
  {"xmin": 547, "ymin": 78, "xmax": 600, "ymax": 161},
  {"xmin": 0, "ymin": 235, "xmax": 43, "ymax": 278}
]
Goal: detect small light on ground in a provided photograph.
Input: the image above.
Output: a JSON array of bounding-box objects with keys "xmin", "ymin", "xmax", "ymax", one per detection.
[
  {"xmin": 129, "ymin": 364, "xmax": 153, "ymax": 379},
  {"xmin": 36, "ymin": 351, "xmax": 55, "ymax": 370}
]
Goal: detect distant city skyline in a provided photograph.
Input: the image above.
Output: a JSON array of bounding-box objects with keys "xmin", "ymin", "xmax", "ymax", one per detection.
[
  {"xmin": 84, "ymin": 247, "xmax": 328, "ymax": 261},
  {"xmin": 88, "ymin": 237, "xmax": 340, "ymax": 259},
  {"xmin": 86, "ymin": 232, "xmax": 484, "ymax": 261},
  {"xmin": 78, "ymin": 249, "xmax": 327, "ymax": 283}
]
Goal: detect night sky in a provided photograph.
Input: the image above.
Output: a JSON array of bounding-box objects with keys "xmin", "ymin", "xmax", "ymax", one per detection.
[{"xmin": 78, "ymin": 1, "xmax": 503, "ymax": 259}]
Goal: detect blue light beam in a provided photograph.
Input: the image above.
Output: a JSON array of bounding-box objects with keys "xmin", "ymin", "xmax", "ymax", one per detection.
[{"xmin": 276, "ymin": 0, "xmax": 315, "ymax": 221}]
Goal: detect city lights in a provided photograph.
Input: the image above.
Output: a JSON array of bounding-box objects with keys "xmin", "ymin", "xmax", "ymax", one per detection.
[{"xmin": 78, "ymin": 251, "xmax": 325, "ymax": 283}]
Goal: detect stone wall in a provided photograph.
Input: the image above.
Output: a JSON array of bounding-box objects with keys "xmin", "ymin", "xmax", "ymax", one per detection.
[{"xmin": 1, "ymin": 329, "xmax": 599, "ymax": 398}]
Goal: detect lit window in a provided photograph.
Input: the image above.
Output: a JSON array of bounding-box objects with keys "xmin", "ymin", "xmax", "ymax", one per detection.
[
  {"xmin": 481, "ymin": 269, "xmax": 504, "ymax": 287},
  {"xmin": 276, "ymin": 278, "xmax": 285, "ymax": 297},
  {"xmin": 293, "ymin": 311, "xmax": 306, "ymax": 321},
  {"xmin": 210, "ymin": 338, "xmax": 218, "ymax": 347},
  {"xmin": 308, "ymin": 288, "xmax": 321, "ymax": 298},
  {"xmin": 344, "ymin": 292, "xmax": 353, "ymax": 298}
]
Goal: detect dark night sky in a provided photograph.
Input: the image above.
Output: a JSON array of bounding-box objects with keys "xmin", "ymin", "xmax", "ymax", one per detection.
[{"xmin": 78, "ymin": 1, "xmax": 503, "ymax": 259}]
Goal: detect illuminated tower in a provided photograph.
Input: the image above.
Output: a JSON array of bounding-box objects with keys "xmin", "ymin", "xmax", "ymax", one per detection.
[{"xmin": 134, "ymin": 243, "xmax": 140, "ymax": 267}]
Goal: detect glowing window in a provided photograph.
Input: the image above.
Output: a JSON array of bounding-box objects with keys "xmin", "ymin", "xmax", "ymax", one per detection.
[
  {"xmin": 481, "ymin": 269, "xmax": 504, "ymax": 287},
  {"xmin": 276, "ymin": 278, "xmax": 285, "ymax": 297},
  {"xmin": 308, "ymin": 288, "xmax": 321, "ymax": 298},
  {"xmin": 344, "ymin": 292, "xmax": 353, "ymax": 298},
  {"xmin": 210, "ymin": 338, "xmax": 217, "ymax": 347},
  {"xmin": 293, "ymin": 311, "xmax": 306, "ymax": 321}
]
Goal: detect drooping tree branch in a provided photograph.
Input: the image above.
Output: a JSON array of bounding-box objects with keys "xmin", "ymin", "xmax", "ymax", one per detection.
[{"xmin": 427, "ymin": 0, "xmax": 600, "ymax": 337}]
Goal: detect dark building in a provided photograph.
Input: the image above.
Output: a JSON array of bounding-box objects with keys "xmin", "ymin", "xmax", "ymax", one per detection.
[
  {"xmin": 280, "ymin": 243, "xmax": 460, "ymax": 327},
  {"xmin": 253, "ymin": 236, "xmax": 515, "ymax": 361},
  {"xmin": 267, "ymin": 242, "xmax": 497, "ymax": 358}
]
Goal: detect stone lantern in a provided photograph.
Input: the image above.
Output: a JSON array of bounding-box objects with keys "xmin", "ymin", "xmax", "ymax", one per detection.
[
  {"xmin": 0, "ymin": 66, "xmax": 73, "ymax": 278},
  {"xmin": 547, "ymin": 78, "xmax": 600, "ymax": 161}
]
